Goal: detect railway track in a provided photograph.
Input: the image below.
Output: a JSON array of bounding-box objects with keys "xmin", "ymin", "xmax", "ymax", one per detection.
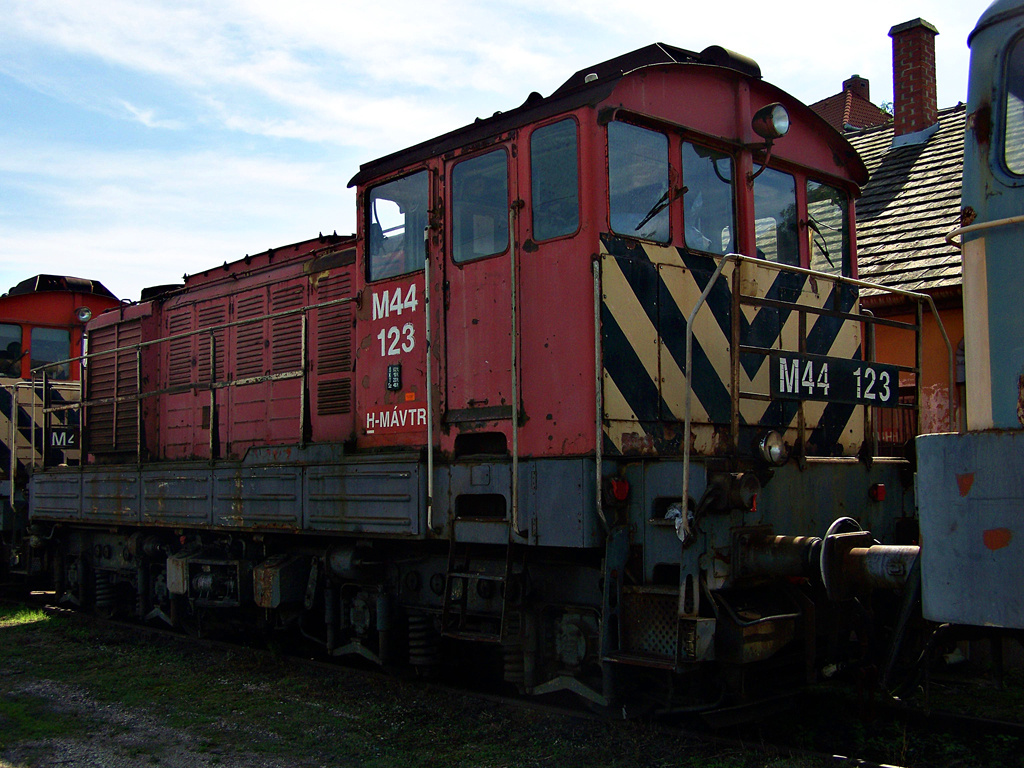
[{"xmin": 5, "ymin": 592, "xmax": 1019, "ymax": 767}]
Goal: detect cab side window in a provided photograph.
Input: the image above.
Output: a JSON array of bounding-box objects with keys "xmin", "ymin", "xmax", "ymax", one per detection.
[
  {"xmin": 807, "ymin": 180, "xmax": 850, "ymax": 276},
  {"xmin": 753, "ymin": 167, "xmax": 799, "ymax": 265},
  {"xmin": 608, "ymin": 122, "xmax": 670, "ymax": 243},
  {"xmin": 452, "ymin": 149, "xmax": 509, "ymax": 263},
  {"xmin": 531, "ymin": 119, "xmax": 579, "ymax": 241},
  {"xmin": 0, "ymin": 323, "xmax": 22, "ymax": 378},
  {"xmin": 31, "ymin": 327, "xmax": 70, "ymax": 380},
  {"xmin": 368, "ymin": 170, "xmax": 429, "ymax": 282},
  {"xmin": 1004, "ymin": 33, "xmax": 1024, "ymax": 175},
  {"xmin": 681, "ymin": 142, "xmax": 735, "ymax": 254}
]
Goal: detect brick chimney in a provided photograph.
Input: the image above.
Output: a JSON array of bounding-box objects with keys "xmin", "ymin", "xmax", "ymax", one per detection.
[
  {"xmin": 889, "ymin": 18, "xmax": 939, "ymax": 138},
  {"xmin": 843, "ymin": 74, "xmax": 870, "ymax": 102}
]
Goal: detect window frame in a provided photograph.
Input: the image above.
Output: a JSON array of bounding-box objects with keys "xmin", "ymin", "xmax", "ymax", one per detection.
[
  {"xmin": 607, "ymin": 120, "xmax": 672, "ymax": 244},
  {"xmin": 366, "ymin": 169, "xmax": 431, "ymax": 283},
  {"xmin": 1002, "ymin": 30, "xmax": 1024, "ymax": 178},
  {"xmin": 0, "ymin": 323, "xmax": 22, "ymax": 378},
  {"xmin": 752, "ymin": 165, "xmax": 801, "ymax": 267},
  {"xmin": 805, "ymin": 177, "xmax": 852, "ymax": 277},
  {"xmin": 680, "ymin": 139, "xmax": 737, "ymax": 256},
  {"xmin": 450, "ymin": 147, "xmax": 512, "ymax": 265},
  {"xmin": 529, "ymin": 117, "xmax": 581, "ymax": 243},
  {"xmin": 30, "ymin": 326, "xmax": 71, "ymax": 380}
]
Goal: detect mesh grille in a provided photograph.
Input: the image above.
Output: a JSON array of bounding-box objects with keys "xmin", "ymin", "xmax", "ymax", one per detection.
[{"xmin": 620, "ymin": 588, "xmax": 678, "ymax": 660}]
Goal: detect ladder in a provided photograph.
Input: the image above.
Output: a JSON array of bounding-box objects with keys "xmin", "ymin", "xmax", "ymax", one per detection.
[{"xmin": 440, "ymin": 520, "xmax": 522, "ymax": 643}]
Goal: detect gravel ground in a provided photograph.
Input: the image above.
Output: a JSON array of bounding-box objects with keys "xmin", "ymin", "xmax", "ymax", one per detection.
[{"xmin": 1, "ymin": 677, "xmax": 303, "ymax": 768}]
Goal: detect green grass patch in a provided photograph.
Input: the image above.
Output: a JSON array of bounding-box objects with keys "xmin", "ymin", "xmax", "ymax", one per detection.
[
  {"xmin": 0, "ymin": 692, "xmax": 91, "ymax": 747},
  {"xmin": 0, "ymin": 605, "xmax": 51, "ymax": 628}
]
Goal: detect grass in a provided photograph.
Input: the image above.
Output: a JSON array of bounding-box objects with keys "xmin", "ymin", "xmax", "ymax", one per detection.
[
  {"xmin": 5, "ymin": 602, "xmax": 1022, "ymax": 767},
  {"xmin": 0, "ymin": 603, "xmax": 817, "ymax": 768}
]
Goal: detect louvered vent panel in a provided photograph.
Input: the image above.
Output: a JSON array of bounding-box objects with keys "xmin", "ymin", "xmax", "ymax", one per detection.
[
  {"xmin": 167, "ymin": 310, "xmax": 193, "ymax": 387},
  {"xmin": 271, "ymin": 285, "xmax": 304, "ymax": 373},
  {"xmin": 317, "ymin": 272, "xmax": 353, "ymax": 375},
  {"xmin": 86, "ymin": 324, "xmax": 118, "ymax": 451},
  {"xmin": 317, "ymin": 379, "xmax": 352, "ymax": 415},
  {"xmin": 87, "ymin": 321, "xmax": 141, "ymax": 453},
  {"xmin": 196, "ymin": 302, "xmax": 227, "ymax": 382},
  {"xmin": 235, "ymin": 291, "xmax": 266, "ymax": 378},
  {"xmin": 113, "ymin": 322, "xmax": 141, "ymax": 450}
]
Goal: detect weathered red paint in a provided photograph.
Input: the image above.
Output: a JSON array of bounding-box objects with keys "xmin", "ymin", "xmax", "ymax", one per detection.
[{"xmin": 956, "ymin": 472, "xmax": 975, "ymax": 497}]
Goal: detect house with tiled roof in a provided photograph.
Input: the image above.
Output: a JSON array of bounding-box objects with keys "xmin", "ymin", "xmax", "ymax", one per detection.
[
  {"xmin": 814, "ymin": 18, "xmax": 964, "ymax": 440},
  {"xmin": 809, "ymin": 74, "xmax": 892, "ymax": 132}
]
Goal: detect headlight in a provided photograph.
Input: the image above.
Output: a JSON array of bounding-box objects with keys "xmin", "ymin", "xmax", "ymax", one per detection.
[
  {"xmin": 751, "ymin": 102, "xmax": 790, "ymax": 141},
  {"xmin": 758, "ymin": 430, "xmax": 789, "ymax": 466}
]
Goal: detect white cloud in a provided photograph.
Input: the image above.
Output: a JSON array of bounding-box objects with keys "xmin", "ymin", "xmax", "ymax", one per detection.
[{"xmin": 0, "ymin": 0, "xmax": 982, "ymax": 301}]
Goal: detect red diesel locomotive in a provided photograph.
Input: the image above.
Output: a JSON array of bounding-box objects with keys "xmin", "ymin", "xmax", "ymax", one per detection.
[
  {"xmin": 26, "ymin": 43, "xmax": 929, "ymax": 712},
  {"xmin": 0, "ymin": 274, "xmax": 119, "ymax": 578}
]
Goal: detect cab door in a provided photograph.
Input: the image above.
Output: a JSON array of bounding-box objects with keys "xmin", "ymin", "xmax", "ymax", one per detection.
[{"xmin": 443, "ymin": 143, "xmax": 517, "ymax": 437}]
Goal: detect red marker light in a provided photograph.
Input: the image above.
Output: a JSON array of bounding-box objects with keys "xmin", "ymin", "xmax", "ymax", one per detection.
[
  {"xmin": 869, "ymin": 483, "xmax": 886, "ymax": 502},
  {"xmin": 609, "ymin": 478, "xmax": 630, "ymax": 502}
]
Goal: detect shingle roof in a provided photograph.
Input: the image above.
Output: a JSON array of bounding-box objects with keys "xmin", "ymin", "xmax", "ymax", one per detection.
[
  {"xmin": 810, "ymin": 90, "xmax": 891, "ymax": 131},
  {"xmin": 847, "ymin": 103, "xmax": 965, "ymax": 300}
]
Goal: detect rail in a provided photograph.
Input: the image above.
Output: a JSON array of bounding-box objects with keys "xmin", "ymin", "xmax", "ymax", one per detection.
[{"xmin": 945, "ymin": 214, "xmax": 1024, "ymax": 247}]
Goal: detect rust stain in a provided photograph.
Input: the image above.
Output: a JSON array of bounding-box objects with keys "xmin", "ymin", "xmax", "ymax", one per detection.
[
  {"xmin": 1018, "ymin": 375, "xmax": 1024, "ymax": 427},
  {"xmin": 983, "ymin": 528, "xmax": 1013, "ymax": 551},
  {"xmin": 956, "ymin": 473, "xmax": 975, "ymax": 497}
]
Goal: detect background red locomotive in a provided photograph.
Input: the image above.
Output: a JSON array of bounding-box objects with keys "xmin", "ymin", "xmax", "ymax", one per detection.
[
  {"xmin": 26, "ymin": 43, "xmax": 932, "ymax": 712},
  {"xmin": 0, "ymin": 275, "xmax": 119, "ymax": 580}
]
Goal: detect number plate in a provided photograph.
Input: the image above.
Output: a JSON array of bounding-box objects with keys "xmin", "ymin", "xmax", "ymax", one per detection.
[{"xmin": 770, "ymin": 353, "xmax": 900, "ymax": 407}]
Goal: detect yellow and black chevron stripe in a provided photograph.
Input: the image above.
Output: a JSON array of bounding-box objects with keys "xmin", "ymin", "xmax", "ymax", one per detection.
[
  {"xmin": 600, "ymin": 234, "xmax": 864, "ymax": 458},
  {"xmin": 0, "ymin": 381, "xmax": 80, "ymax": 479}
]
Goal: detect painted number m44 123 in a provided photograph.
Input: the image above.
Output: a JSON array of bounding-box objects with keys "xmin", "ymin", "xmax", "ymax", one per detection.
[{"xmin": 770, "ymin": 353, "xmax": 900, "ymax": 407}]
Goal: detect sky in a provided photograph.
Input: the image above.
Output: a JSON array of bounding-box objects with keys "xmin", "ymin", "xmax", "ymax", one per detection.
[{"xmin": 0, "ymin": 0, "xmax": 985, "ymax": 301}]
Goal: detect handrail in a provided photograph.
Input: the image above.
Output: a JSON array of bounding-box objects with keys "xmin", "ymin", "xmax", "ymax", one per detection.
[
  {"xmin": 680, "ymin": 254, "xmax": 737, "ymax": 542},
  {"xmin": 677, "ymin": 253, "xmax": 955, "ymax": 541},
  {"xmin": 30, "ymin": 296, "xmax": 354, "ymax": 379},
  {"xmin": 945, "ymin": 214, "xmax": 1024, "ymax": 247},
  {"xmin": 593, "ymin": 260, "xmax": 609, "ymax": 535}
]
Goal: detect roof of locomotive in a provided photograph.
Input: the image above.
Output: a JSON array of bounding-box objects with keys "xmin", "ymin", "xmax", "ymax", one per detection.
[
  {"xmin": 174, "ymin": 232, "xmax": 356, "ymax": 293},
  {"xmin": 348, "ymin": 42, "xmax": 866, "ymax": 188},
  {"xmin": 4, "ymin": 274, "xmax": 116, "ymax": 300}
]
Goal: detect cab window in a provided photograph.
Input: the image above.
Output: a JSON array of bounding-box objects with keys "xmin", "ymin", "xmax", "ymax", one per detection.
[
  {"xmin": 608, "ymin": 122, "xmax": 670, "ymax": 242},
  {"xmin": 1004, "ymin": 33, "xmax": 1024, "ymax": 175},
  {"xmin": 531, "ymin": 120, "xmax": 579, "ymax": 241},
  {"xmin": 0, "ymin": 324, "xmax": 22, "ymax": 377},
  {"xmin": 368, "ymin": 170, "xmax": 429, "ymax": 282},
  {"xmin": 31, "ymin": 327, "xmax": 70, "ymax": 380},
  {"xmin": 682, "ymin": 142, "xmax": 735, "ymax": 254},
  {"xmin": 753, "ymin": 167, "xmax": 799, "ymax": 265},
  {"xmin": 452, "ymin": 149, "xmax": 509, "ymax": 263},
  {"xmin": 807, "ymin": 180, "xmax": 850, "ymax": 276}
]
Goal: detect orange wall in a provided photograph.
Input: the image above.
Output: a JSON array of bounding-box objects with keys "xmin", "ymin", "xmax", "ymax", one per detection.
[{"xmin": 872, "ymin": 305, "xmax": 963, "ymax": 434}]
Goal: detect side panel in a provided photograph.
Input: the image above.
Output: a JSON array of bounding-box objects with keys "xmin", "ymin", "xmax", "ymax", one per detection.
[
  {"xmin": 142, "ymin": 468, "xmax": 213, "ymax": 527},
  {"xmin": 82, "ymin": 471, "xmax": 141, "ymax": 524},
  {"xmin": 918, "ymin": 431, "xmax": 1024, "ymax": 629},
  {"xmin": 214, "ymin": 466, "xmax": 302, "ymax": 529},
  {"xmin": 305, "ymin": 459, "xmax": 422, "ymax": 536}
]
